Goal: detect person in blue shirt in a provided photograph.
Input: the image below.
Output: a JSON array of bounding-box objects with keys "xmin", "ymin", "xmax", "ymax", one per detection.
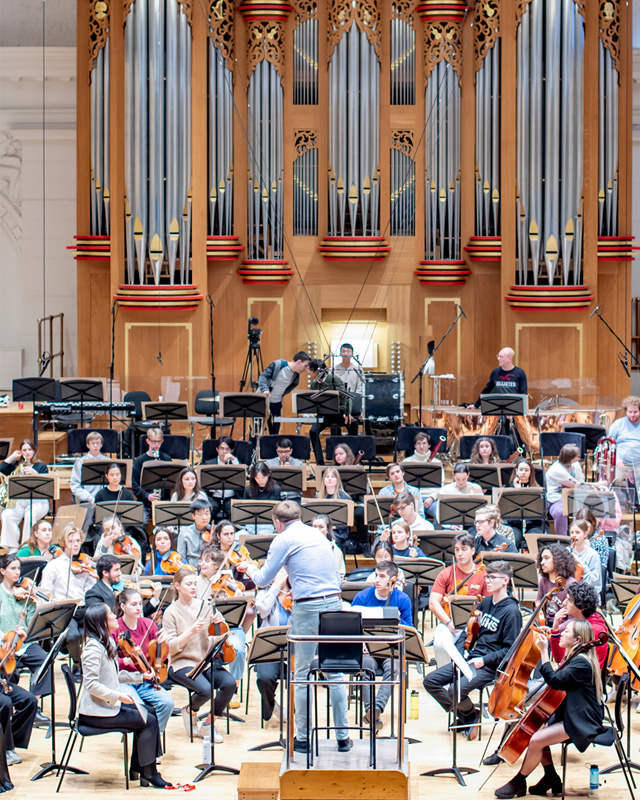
[{"xmin": 351, "ymin": 561, "xmax": 412, "ymax": 731}]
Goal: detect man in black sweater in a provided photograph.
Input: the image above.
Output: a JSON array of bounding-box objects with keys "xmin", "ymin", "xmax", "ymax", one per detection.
[
  {"xmin": 423, "ymin": 561, "xmax": 522, "ymax": 740},
  {"xmin": 131, "ymin": 427, "xmax": 172, "ymax": 523},
  {"xmin": 474, "ymin": 347, "xmax": 527, "ymax": 407}
]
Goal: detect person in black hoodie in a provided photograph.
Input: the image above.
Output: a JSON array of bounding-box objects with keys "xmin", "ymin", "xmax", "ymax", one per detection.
[
  {"xmin": 495, "ymin": 619, "xmax": 605, "ymax": 799},
  {"xmin": 423, "ymin": 561, "xmax": 522, "ymax": 740}
]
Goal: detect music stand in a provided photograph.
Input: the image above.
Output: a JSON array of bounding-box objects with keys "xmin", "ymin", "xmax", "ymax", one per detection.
[
  {"xmin": 238, "ymin": 534, "xmax": 275, "ymax": 562},
  {"xmin": 448, "ymin": 596, "xmax": 479, "ymax": 629},
  {"xmin": 247, "ymin": 626, "xmax": 289, "ymax": 751},
  {"xmin": 415, "ymin": 531, "xmax": 458, "ymax": 562},
  {"xmin": 17, "ymin": 556, "xmax": 49, "ymax": 582},
  {"xmin": 364, "ymin": 495, "xmax": 396, "ymax": 526},
  {"xmin": 523, "ymin": 533, "xmax": 570, "ymax": 559},
  {"xmin": 94, "ymin": 501, "xmax": 145, "ymax": 526},
  {"xmin": 26, "ymin": 601, "xmax": 79, "ymax": 781},
  {"xmin": 268, "ymin": 466, "xmax": 306, "ymax": 496},
  {"xmin": 188, "ymin": 633, "xmax": 239, "ymax": 781},
  {"xmin": 59, "ymin": 379, "xmax": 104, "ymax": 427},
  {"xmin": 140, "ymin": 461, "xmax": 187, "ymax": 499},
  {"xmin": 231, "ymin": 500, "xmax": 278, "ymax": 534},
  {"xmin": 467, "ymin": 465, "xmax": 503, "ymax": 493},
  {"xmin": 437, "ymin": 495, "xmax": 489, "ymax": 527},
  {"xmin": 118, "ymin": 555, "xmax": 138, "ymax": 575},
  {"xmin": 142, "ymin": 402, "xmax": 188, "ymax": 432},
  {"xmin": 562, "ymin": 487, "xmax": 618, "ymax": 519},
  {"xmin": 8, "ymin": 475, "xmax": 57, "ymax": 529},
  {"xmin": 394, "ymin": 557, "xmax": 444, "ymax": 590},
  {"xmin": 479, "ymin": 394, "xmax": 528, "ymax": 417},
  {"xmin": 196, "ymin": 464, "xmax": 246, "ymax": 496},
  {"xmin": 80, "ymin": 459, "xmax": 132, "ymax": 488},
  {"xmin": 220, "ymin": 393, "xmax": 268, "ymax": 439},
  {"xmin": 300, "ymin": 499, "xmax": 353, "ymax": 527},
  {"xmin": 0, "ymin": 439, "xmax": 13, "ymax": 461},
  {"xmin": 292, "ymin": 390, "xmax": 340, "ymax": 418},
  {"xmin": 610, "ymin": 575, "xmax": 640, "ymax": 611},
  {"xmin": 492, "ymin": 488, "xmax": 546, "ymax": 533},
  {"xmin": 479, "ymin": 552, "xmax": 538, "ymax": 591},
  {"xmin": 315, "ymin": 466, "xmax": 367, "ymax": 498},
  {"xmin": 12, "ymin": 377, "xmax": 57, "ymax": 445},
  {"xmin": 213, "ymin": 597, "xmax": 250, "ymax": 630},
  {"xmin": 152, "ymin": 501, "xmax": 193, "ymax": 533},
  {"xmin": 340, "ymin": 581, "xmax": 371, "ymax": 604},
  {"xmin": 400, "ymin": 463, "xmax": 444, "ymax": 491}
]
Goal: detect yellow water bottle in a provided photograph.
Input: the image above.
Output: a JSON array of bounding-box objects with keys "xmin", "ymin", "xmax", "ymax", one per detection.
[{"xmin": 410, "ymin": 690, "xmax": 419, "ymax": 720}]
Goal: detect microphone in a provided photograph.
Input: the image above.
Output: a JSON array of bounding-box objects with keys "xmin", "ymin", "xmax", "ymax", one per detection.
[
  {"xmin": 156, "ymin": 352, "xmax": 163, "ymax": 366},
  {"xmin": 619, "ymin": 352, "xmax": 631, "ymax": 378},
  {"xmin": 457, "ymin": 304, "xmax": 467, "ymax": 319},
  {"xmin": 589, "ymin": 305, "xmax": 601, "ymax": 318},
  {"xmin": 38, "ymin": 352, "xmax": 51, "ymax": 377}
]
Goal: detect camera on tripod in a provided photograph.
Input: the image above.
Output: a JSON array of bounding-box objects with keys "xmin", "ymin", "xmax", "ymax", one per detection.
[{"xmin": 247, "ymin": 317, "xmax": 262, "ymax": 348}]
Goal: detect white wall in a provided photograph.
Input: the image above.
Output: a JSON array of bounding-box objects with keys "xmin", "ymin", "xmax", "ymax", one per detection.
[{"xmin": 0, "ymin": 47, "xmax": 76, "ymax": 389}]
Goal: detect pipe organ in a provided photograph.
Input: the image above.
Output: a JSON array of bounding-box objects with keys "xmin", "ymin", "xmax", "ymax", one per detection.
[{"xmin": 75, "ymin": 0, "xmax": 633, "ymax": 407}]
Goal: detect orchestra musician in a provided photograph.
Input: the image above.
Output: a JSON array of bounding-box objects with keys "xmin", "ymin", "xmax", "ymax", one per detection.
[
  {"xmin": 607, "ymin": 395, "xmax": 640, "ymax": 482},
  {"xmin": 16, "ymin": 518, "xmax": 55, "ymax": 559},
  {"xmin": 333, "ymin": 343, "xmax": 363, "ymax": 435},
  {"xmin": 242, "ymin": 462, "xmax": 282, "ymax": 533},
  {"xmin": 381, "ymin": 519, "xmax": 426, "ymax": 559},
  {"xmin": 236, "ymin": 501, "xmax": 352, "ymax": 755},
  {"xmin": 494, "ymin": 620, "xmax": 604, "ymax": 799},
  {"xmin": 264, "ymin": 438, "xmax": 303, "ymax": 468},
  {"xmin": 143, "ymin": 527, "xmax": 187, "ymax": 576},
  {"xmin": 363, "ymin": 542, "xmax": 406, "ymax": 589},
  {"xmin": 536, "ymin": 544, "xmax": 576, "ymax": 625},
  {"xmin": 423, "ymin": 561, "xmax": 522, "ymax": 741},
  {"xmin": 391, "ymin": 491, "xmax": 433, "ymax": 536},
  {"xmin": 473, "ymin": 347, "xmax": 528, "ymax": 408},
  {"xmin": 440, "ymin": 462, "xmax": 484, "ymax": 496},
  {"xmin": 93, "ymin": 514, "xmax": 142, "ymax": 560},
  {"xmin": 163, "ymin": 568, "xmax": 236, "ymax": 743},
  {"xmin": 79, "ymin": 603, "xmax": 172, "ymax": 788},
  {"xmin": 202, "ymin": 437, "xmax": 241, "ymax": 521},
  {"xmin": 94, "ymin": 462, "xmax": 136, "ymax": 504},
  {"xmin": 402, "ymin": 432, "xmax": 443, "ymax": 519},
  {"xmin": 114, "ymin": 587, "xmax": 174, "ymax": 733},
  {"xmin": 569, "ymin": 520, "xmax": 602, "ymax": 595},
  {"xmin": 379, "ymin": 463, "xmax": 426, "ymax": 518},
  {"xmin": 315, "ymin": 466, "xmax": 353, "ymax": 553},
  {"xmin": 40, "ymin": 522, "xmax": 97, "ymax": 680},
  {"xmin": 131, "ymin": 428, "xmax": 172, "ymax": 525},
  {"xmin": 69, "ymin": 431, "xmax": 110, "ymax": 510},
  {"xmin": 177, "ymin": 498, "xmax": 212, "ymax": 569},
  {"xmin": 311, "ymin": 515, "xmax": 346, "ymax": 579},
  {"xmin": 0, "ymin": 439, "xmax": 50, "ymax": 553},
  {"xmin": 0, "ymin": 619, "xmax": 38, "ymax": 767},
  {"xmin": 473, "ymin": 505, "xmax": 518, "ymax": 553},
  {"xmin": 307, "ymin": 359, "xmax": 351, "ymax": 464},
  {"xmin": 170, "ymin": 466, "xmax": 209, "ymax": 504},
  {"xmin": 545, "ymin": 444, "xmax": 584, "ymax": 537},
  {"xmin": 332, "ymin": 444, "xmax": 356, "ymax": 466},
  {"xmin": 210, "ymin": 520, "xmax": 256, "ymax": 591},
  {"xmin": 257, "ymin": 351, "xmax": 311, "ymax": 435},
  {"xmin": 550, "ymin": 582, "xmax": 608, "ymax": 668},
  {"xmin": 468, "ymin": 438, "xmax": 500, "ymax": 465},
  {"xmin": 505, "ymin": 458, "xmax": 544, "ymax": 547},
  {"xmin": 84, "ymin": 554, "xmax": 123, "ymax": 612},
  {"xmin": 351, "ymin": 561, "xmax": 412, "ymax": 732}
]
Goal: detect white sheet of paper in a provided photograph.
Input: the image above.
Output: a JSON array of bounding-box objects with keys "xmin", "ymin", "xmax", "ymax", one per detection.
[{"xmin": 433, "ymin": 623, "xmax": 474, "ymax": 681}]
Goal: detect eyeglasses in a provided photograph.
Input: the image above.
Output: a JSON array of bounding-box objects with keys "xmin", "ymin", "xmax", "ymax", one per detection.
[{"xmin": 485, "ymin": 574, "xmax": 506, "ymax": 582}]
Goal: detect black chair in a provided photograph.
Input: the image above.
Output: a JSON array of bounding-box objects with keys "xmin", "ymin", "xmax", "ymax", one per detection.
[
  {"xmin": 259, "ymin": 435, "xmax": 311, "ymax": 461},
  {"xmin": 193, "ymin": 390, "xmax": 234, "ymax": 431},
  {"xmin": 123, "ymin": 390, "xmax": 151, "ymax": 422},
  {"xmin": 560, "ymin": 726, "xmax": 635, "ymax": 800},
  {"xmin": 201, "ymin": 438, "xmax": 255, "ymax": 466},
  {"xmin": 562, "ymin": 424, "xmax": 606, "ymax": 452},
  {"xmin": 540, "ymin": 432, "xmax": 587, "ymax": 460},
  {"xmin": 66, "ymin": 428, "xmax": 120, "ymax": 455},
  {"xmin": 325, "ymin": 435, "xmax": 376, "ymax": 463},
  {"xmin": 56, "ymin": 663, "xmax": 131, "ymax": 792},
  {"xmin": 123, "ymin": 391, "xmax": 157, "ymax": 458},
  {"xmin": 395, "ymin": 426, "xmax": 448, "ymax": 458},
  {"xmin": 459, "ymin": 435, "xmax": 514, "ymax": 461},
  {"xmin": 137, "ymin": 433, "xmax": 190, "ymax": 460}
]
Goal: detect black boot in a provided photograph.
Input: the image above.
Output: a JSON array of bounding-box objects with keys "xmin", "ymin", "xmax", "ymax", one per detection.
[
  {"xmin": 140, "ymin": 765, "xmax": 172, "ymax": 789},
  {"xmin": 495, "ymin": 772, "xmax": 527, "ymax": 799},
  {"xmin": 529, "ymin": 767, "xmax": 562, "ymax": 797}
]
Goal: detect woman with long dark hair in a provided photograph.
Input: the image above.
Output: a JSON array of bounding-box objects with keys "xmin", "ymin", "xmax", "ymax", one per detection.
[
  {"xmin": 536, "ymin": 544, "xmax": 577, "ymax": 625},
  {"xmin": 0, "ymin": 439, "xmax": 49, "ymax": 552},
  {"xmin": 243, "ymin": 462, "xmax": 282, "ymax": 500}
]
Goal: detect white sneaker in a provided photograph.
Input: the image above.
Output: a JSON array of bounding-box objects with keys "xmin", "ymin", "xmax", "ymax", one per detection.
[
  {"xmin": 181, "ymin": 706, "xmax": 197, "ymax": 735},
  {"xmin": 213, "ymin": 726, "xmax": 223, "ymax": 744},
  {"xmin": 6, "ymin": 750, "xmax": 21, "ymax": 765}
]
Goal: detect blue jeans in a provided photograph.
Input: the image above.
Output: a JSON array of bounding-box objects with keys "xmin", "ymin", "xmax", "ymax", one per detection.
[
  {"xmin": 228, "ymin": 627, "xmax": 247, "ymax": 684},
  {"xmin": 291, "ymin": 596, "xmax": 348, "ymax": 741},
  {"xmin": 133, "ymin": 681, "xmax": 174, "ymax": 734}
]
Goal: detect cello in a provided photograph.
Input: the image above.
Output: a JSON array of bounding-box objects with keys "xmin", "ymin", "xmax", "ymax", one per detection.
[
  {"xmin": 499, "ymin": 630, "xmax": 608, "ymax": 764},
  {"xmin": 487, "ymin": 577, "xmax": 566, "ymax": 721},
  {"xmin": 608, "ymin": 592, "xmax": 640, "ymax": 689}
]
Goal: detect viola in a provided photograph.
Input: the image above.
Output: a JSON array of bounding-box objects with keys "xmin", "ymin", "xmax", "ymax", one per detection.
[
  {"xmin": 113, "ymin": 535, "xmax": 137, "ymax": 557},
  {"xmin": 488, "ymin": 577, "xmax": 566, "ymax": 721},
  {"xmin": 71, "ymin": 553, "xmax": 99, "ymax": 580},
  {"xmin": 499, "ymin": 631, "xmax": 608, "ymax": 764},
  {"xmin": 117, "ymin": 630, "xmax": 160, "ymax": 690},
  {"xmin": 463, "ymin": 595, "xmax": 484, "ymax": 651},
  {"xmin": 14, "ymin": 576, "xmax": 51, "ymax": 603},
  {"xmin": 147, "ymin": 637, "xmax": 169, "ymax": 684}
]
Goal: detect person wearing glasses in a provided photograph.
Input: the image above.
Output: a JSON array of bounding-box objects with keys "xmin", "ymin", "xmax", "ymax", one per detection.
[
  {"xmin": 265, "ymin": 438, "xmax": 303, "ymax": 467},
  {"xmin": 131, "ymin": 428, "xmax": 172, "ymax": 524}
]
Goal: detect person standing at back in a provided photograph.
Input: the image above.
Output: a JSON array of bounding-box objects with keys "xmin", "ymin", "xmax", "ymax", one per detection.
[{"xmin": 258, "ymin": 352, "xmax": 310, "ymax": 434}]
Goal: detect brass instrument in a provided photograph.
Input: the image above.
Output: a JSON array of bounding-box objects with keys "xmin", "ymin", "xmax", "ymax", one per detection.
[
  {"xmin": 594, "ymin": 436, "xmax": 616, "ymax": 485},
  {"xmin": 0, "ymin": 460, "xmax": 25, "ymax": 509}
]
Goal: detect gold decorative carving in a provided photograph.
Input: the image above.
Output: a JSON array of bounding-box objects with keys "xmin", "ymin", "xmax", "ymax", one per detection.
[
  {"xmin": 392, "ymin": 0, "xmax": 414, "ymax": 25},
  {"xmin": 474, "ymin": 0, "xmax": 500, "ymax": 72},
  {"xmin": 327, "ymin": 0, "xmax": 381, "ymax": 62},
  {"xmin": 89, "ymin": 1, "xmax": 110, "ymax": 74},
  {"xmin": 573, "ymin": 0, "xmax": 585, "ymax": 18},
  {"xmin": 423, "ymin": 21, "xmax": 463, "ymax": 79},
  {"xmin": 295, "ymin": 0, "xmax": 317, "ymax": 24},
  {"xmin": 391, "ymin": 130, "xmax": 414, "ymax": 158},
  {"xmin": 247, "ymin": 21, "xmax": 286, "ymax": 77},
  {"xmin": 294, "ymin": 130, "xmax": 318, "ymax": 156},
  {"xmin": 177, "ymin": 0, "xmax": 192, "ymax": 24},
  {"xmin": 599, "ymin": 0, "xmax": 620, "ymax": 73},
  {"xmin": 209, "ymin": 0, "xmax": 235, "ymax": 71},
  {"xmin": 515, "ymin": 0, "xmax": 532, "ymax": 26},
  {"xmin": 124, "ymin": 0, "xmax": 134, "ymax": 19}
]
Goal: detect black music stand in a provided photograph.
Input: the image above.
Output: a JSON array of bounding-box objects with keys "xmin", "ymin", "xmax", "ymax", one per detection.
[
  {"xmin": 213, "ymin": 598, "xmax": 249, "ymax": 630},
  {"xmin": 340, "ymin": 581, "xmax": 371, "ymax": 604},
  {"xmin": 437, "ymin": 495, "xmax": 489, "ymax": 528},
  {"xmin": 152, "ymin": 501, "xmax": 193, "ymax": 534},
  {"xmin": 269, "ymin": 466, "xmax": 306, "ymax": 497},
  {"xmin": 448, "ymin": 597, "xmax": 479, "ymax": 629},
  {"xmin": 7, "ymin": 475, "xmax": 56, "ymax": 529},
  {"xmin": 479, "ymin": 552, "xmax": 538, "ymax": 592},
  {"xmin": 415, "ymin": 531, "xmax": 457, "ymax": 562},
  {"xmin": 300, "ymin": 499, "xmax": 353, "ymax": 527},
  {"xmin": 479, "ymin": 393, "xmax": 528, "ymax": 441},
  {"xmin": 80, "ymin": 459, "xmax": 132, "ymax": 488},
  {"xmin": 27, "ymin": 601, "xmax": 79, "ymax": 781},
  {"xmin": 494, "ymin": 488, "xmax": 546, "ymax": 534},
  {"xmin": 364, "ymin": 495, "xmax": 396, "ymax": 526},
  {"xmin": 315, "ymin": 466, "xmax": 367, "ymax": 498},
  {"xmin": 17, "ymin": 556, "xmax": 48, "ymax": 582},
  {"xmin": 220, "ymin": 393, "xmax": 268, "ymax": 439},
  {"xmin": 523, "ymin": 532, "xmax": 570, "ymax": 559},
  {"xmin": 394, "ymin": 558, "xmax": 444, "ymax": 596},
  {"xmin": 94, "ymin": 501, "xmax": 145, "ymax": 526},
  {"xmin": 142, "ymin": 402, "xmax": 188, "ymax": 432},
  {"xmin": 400, "ymin": 463, "xmax": 444, "ymax": 491},
  {"xmin": 188, "ymin": 633, "xmax": 239, "ymax": 781},
  {"xmin": 197, "ymin": 464, "xmax": 246, "ymax": 498},
  {"xmin": 140, "ymin": 461, "xmax": 186, "ymax": 499},
  {"xmin": 238, "ymin": 534, "xmax": 275, "ymax": 562},
  {"xmin": 12, "ymin": 377, "xmax": 57, "ymax": 445},
  {"xmin": 59, "ymin": 379, "xmax": 104, "ymax": 427},
  {"xmin": 467, "ymin": 465, "xmax": 503, "ymax": 493},
  {"xmin": 231, "ymin": 500, "xmax": 278, "ymax": 535},
  {"xmin": 292, "ymin": 390, "xmax": 340, "ymax": 419},
  {"xmin": 247, "ymin": 626, "xmax": 289, "ymax": 751}
]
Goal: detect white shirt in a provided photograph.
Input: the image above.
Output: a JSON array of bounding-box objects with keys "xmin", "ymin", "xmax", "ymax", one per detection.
[
  {"xmin": 334, "ymin": 364, "xmax": 364, "ymax": 394},
  {"xmin": 40, "ymin": 552, "xmax": 97, "ymax": 602},
  {"xmin": 609, "ymin": 416, "xmax": 640, "ymax": 466},
  {"xmin": 545, "ymin": 460, "xmax": 584, "ymax": 504}
]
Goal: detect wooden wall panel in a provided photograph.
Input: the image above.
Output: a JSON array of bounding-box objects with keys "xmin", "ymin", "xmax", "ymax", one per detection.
[
  {"xmin": 424, "ymin": 298, "xmax": 460, "ymax": 405},
  {"xmin": 123, "ymin": 322, "xmax": 193, "ymax": 404},
  {"xmin": 515, "ymin": 324, "xmax": 583, "ymax": 403}
]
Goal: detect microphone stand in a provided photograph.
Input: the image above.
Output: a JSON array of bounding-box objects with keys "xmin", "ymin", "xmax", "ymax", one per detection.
[
  {"xmin": 207, "ymin": 295, "xmax": 217, "ymax": 441},
  {"xmin": 108, "ymin": 300, "xmax": 118, "ymax": 430},
  {"xmin": 411, "ymin": 306, "xmax": 465, "ymax": 426},
  {"xmin": 591, "ymin": 307, "xmax": 640, "ymax": 374}
]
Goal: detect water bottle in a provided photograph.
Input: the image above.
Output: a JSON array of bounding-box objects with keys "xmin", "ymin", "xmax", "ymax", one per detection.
[
  {"xmin": 590, "ymin": 764, "xmax": 599, "ymax": 791},
  {"xmin": 202, "ymin": 734, "xmax": 212, "ymax": 765},
  {"xmin": 410, "ymin": 690, "xmax": 419, "ymax": 720}
]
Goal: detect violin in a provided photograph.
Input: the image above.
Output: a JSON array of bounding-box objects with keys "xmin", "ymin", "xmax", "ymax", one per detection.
[
  {"xmin": 201, "ymin": 525, "xmax": 213, "ymax": 545},
  {"xmin": 113, "ymin": 535, "xmax": 138, "ymax": 557},
  {"xmin": 157, "ymin": 550, "xmax": 194, "ymax": 575},
  {"xmin": 499, "ymin": 631, "xmax": 608, "ymax": 764},
  {"xmin": 280, "ymin": 590, "xmax": 293, "ymax": 613},
  {"xmin": 209, "ymin": 573, "xmax": 244, "ymax": 599},
  {"xmin": 463, "ymin": 595, "xmax": 484, "ymax": 651},
  {"xmin": 48, "ymin": 544, "xmax": 64, "ymax": 559},
  {"xmin": 117, "ymin": 630, "xmax": 160, "ymax": 690},
  {"xmin": 147, "ymin": 637, "xmax": 169, "ymax": 684},
  {"xmin": 71, "ymin": 553, "xmax": 99, "ymax": 580},
  {"xmin": 122, "ymin": 578, "xmax": 162, "ymax": 600},
  {"xmin": 14, "ymin": 576, "xmax": 52, "ymax": 603},
  {"xmin": 487, "ymin": 577, "xmax": 566, "ymax": 721},
  {"xmin": 0, "ymin": 583, "xmax": 33, "ymax": 677},
  {"xmin": 207, "ymin": 606, "xmax": 236, "ymax": 664}
]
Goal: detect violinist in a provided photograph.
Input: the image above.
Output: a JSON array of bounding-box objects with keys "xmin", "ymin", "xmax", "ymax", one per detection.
[
  {"xmin": 429, "ymin": 532, "xmax": 490, "ymax": 667},
  {"xmin": 0, "ymin": 439, "xmax": 49, "ymax": 552},
  {"xmin": 392, "ymin": 491, "xmax": 433, "ymax": 536},
  {"xmin": 574, "ymin": 507, "xmax": 614, "ymax": 581},
  {"xmin": 177, "ymin": 498, "xmax": 212, "ymax": 569},
  {"xmin": 254, "ymin": 568, "xmax": 292, "ymax": 728},
  {"xmin": 385, "ymin": 519, "xmax": 426, "ymax": 559},
  {"xmin": 550, "ymin": 582, "xmax": 608, "ymax": 669},
  {"xmin": 113, "ymin": 587, "xmax": 174, "ymax": 733},
  {"xmin": 40, "ymin": 523, "xmax": 97, "ymax": 679},
  {"xmin": 143, "ymin": 527, "xmax": 187, "ymax": 576},
  {"xmin": 211, "ymin": 520, "xmax": 255, "ymax": 589},
  {"xmin": 84, "ymin": 554, "xmax": 122, "ymax": 613},
  {"xmin": 0, "ymin": 554, "xmax": 52, "ymax": 712},
  {"xmin": 363, "ymin": 542, "xmax": 406, "ymax": 589},
  {"xmin": 79, "ymin": 603, "xmax": 173, "ymax": 788},
  {"xmin": 315, "ymin": 467, "xmax": 352, "ymax": 552},
  {"xmin": 94, "ymin": 514, "xmax": 142, "ymax": 560},
  {"xmin": 473, "ymin": 505, "xmax": 518, "ymax": 553},
  {"xmin": 423, "ymin": 561, "xmax": 522, "ymax": 741},
  {"xmin": 569, "ymin": 520, "xmax": 602, "ymax": 595},
  {"xmin": 16, "ymin": 518, "xmax": 56, "ymax": 559},
  {"xmin": 379, "ymin": 463, "xmax": 426, "ymax": 518},
  {"xmin": 536, "ymin": 545, "xmax": 576, "ymax": 626},
  {"xmin": 0, "ymin": 620, "xmax": 38, "ymax": 767},
  {"xmin": 163, "ymin": 568, "xmax": 236, "ymax": 743},
  {"xmin": 495, "ymin": 620, "xmax": 605, "ymax": 799}
]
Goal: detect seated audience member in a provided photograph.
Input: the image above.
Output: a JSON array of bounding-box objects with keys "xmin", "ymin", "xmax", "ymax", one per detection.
[
  {"xmin": 177, "ymin": 498, "xmax": 212, "ymax": 570},
  {"xmin": 131, "ymin": 429, "xmax": 172, "ymax": 524},
  {"xmin": 265, "ymin": 438, "xmax": 303, "ymax": 468}
]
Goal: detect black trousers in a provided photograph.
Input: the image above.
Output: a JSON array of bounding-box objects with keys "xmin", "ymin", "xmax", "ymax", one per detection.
[
  {"xmin": 0, "ymin": 723, "xmax": 13, "ymax": 792},
  {"xmin": 78, "ymin": 704, "xmax": 161, "ymax": 768},
  {"xmin": 170, "ymin": 663, "xmax": 236, "ymax": 715},
  {"xmin": 256, "ymin": 662, "xmax": 281, "ymax": 721},
  {"xmin": 267, "ymin": 402, "xmax": 283, "ymax": 435},
  {"xmin": 309, "ymin": 415, "xmax": 346, "ymax": 465},
  {"xmin": 65, "ymin": 618, "xmax": 83, "ymax": 666},
  {"xmin": 15, "ymin": 643, "xmax": 52, "ymax": 696},
  {"xmin": 423, "ymin": 661, "xmax": 496, "ymax": 718},
  {"xmin": 0, "ymin": 685, "xmax": 37, "ymax": 751}
]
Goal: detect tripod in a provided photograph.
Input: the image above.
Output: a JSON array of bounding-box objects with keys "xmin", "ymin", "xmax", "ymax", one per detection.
[{"xmin": 239, "ymin": 318, "xmax": 264, "ymax": 392}]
